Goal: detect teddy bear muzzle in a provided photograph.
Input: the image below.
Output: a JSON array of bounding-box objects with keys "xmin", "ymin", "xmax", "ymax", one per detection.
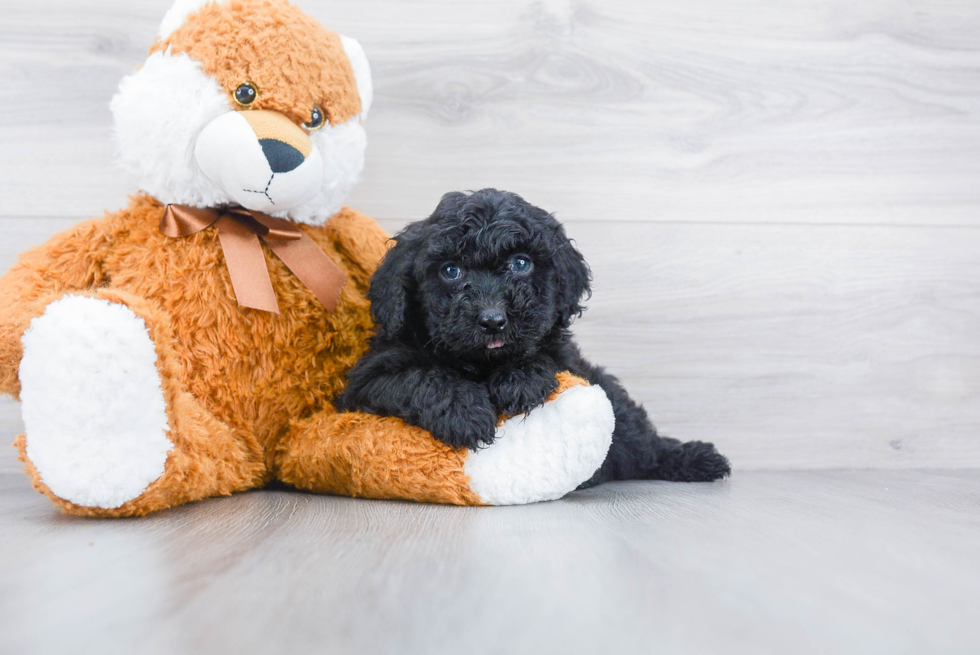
[{"xmin": 194, "ymin": 109, "xmax": 324, "ymax": 213}]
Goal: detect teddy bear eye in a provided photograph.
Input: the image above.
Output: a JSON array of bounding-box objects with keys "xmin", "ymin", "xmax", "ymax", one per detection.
[
  {"xmin": 510, "ymin": 256, "xmax": 533, "ymax": 273},
  {"xmin": 441, "ymin": 264, "xmax": 462, "ymax": 281},
  {"xmin": 303, "ymin": 106, "xmax": 326, "ymax": 131},
  {"xmin": 233, "ymin": 82, "xmax": 258, "ymax": 107}
]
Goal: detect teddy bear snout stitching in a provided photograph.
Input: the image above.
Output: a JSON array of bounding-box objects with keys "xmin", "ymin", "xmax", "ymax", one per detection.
[{"xmin": 242, "ymin": 173, "xmax": 276, "ymax": 205}]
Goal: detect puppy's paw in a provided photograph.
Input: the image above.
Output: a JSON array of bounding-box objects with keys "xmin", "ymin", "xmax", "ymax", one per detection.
[
  {"xmin": 419, "ymin": 384, "xmax": 498, "ymax": 451},
  {"xmin": 428, "ymin": 408, "xmax": 498, "ymax": 451},
  {"xmin": 488, "ymin": 363, "xmax": 560, "ymax": 418}
]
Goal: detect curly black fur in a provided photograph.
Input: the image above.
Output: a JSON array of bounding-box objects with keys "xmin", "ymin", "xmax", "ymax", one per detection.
[{"xmin": 334, "ymin": 189, "xmax": 731, "ymax": 486}]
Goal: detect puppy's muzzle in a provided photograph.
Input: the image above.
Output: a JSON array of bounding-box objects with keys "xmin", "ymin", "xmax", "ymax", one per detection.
[{"xmin": 478, "ymin": 309, "xmax": 507, "ymax": 333}]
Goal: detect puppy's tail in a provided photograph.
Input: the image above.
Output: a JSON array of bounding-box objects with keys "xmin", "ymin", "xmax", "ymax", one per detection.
[
  {"xmin": 641, "ymin": 436, "xmax": 731, "ymax": 483},
  {"xmin": 567, "ymin": 354, "xmax": 731, "ymax": 488},
  {"xmin": 575, "ymin": 381, "xmax": 730, "ymax": 488},
  {"xmin": 580, "ymin": 430, "xmax": 730, "ymax": 488}
]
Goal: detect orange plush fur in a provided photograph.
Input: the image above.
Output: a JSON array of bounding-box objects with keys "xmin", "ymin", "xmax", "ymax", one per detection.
[
  {"xmin": 3, "ymin": 195, "xmax": 388, "ymax": 516},
  {"xmin": 152, "ymin": 0, "xmax": 362, "ymax": 126},
  {"xmin": 278, "ymin": 372, "xmax": 588, "ymax": 505}
]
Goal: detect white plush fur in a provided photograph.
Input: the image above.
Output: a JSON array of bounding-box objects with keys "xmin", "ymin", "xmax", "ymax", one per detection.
[
  {"xmin": 464, "ymin": 385, "xmax": 615, "ymax": 505},
  {"xmin": 19, "ymin": 296, "xmax": 173, "ymax": 509},
  {"xmin": 286, "ymin": 118, "xmax": 367, "ymax": 224},
  {"xmin": 111, "ymin": 51, "xmax": 234, "ymax": 209},
  {"xmin": 340, "ymin": 35, "xmax": 372, "ymax": 119}
]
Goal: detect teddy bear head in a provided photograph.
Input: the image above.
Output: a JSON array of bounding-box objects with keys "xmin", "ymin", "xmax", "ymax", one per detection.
[{"xmin": 111, "ymin": 0, "xmax": 372, "ymax": 225}]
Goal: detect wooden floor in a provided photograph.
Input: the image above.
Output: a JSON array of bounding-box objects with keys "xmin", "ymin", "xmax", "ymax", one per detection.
[{"xmin": 1, "ymin": 462, "xmax": 977, "ymax": 655}]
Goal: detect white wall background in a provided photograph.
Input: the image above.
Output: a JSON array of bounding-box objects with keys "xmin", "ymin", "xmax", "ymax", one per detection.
[{"xmin": 1, "ymin": 0, "xmax": 979, "ymax": 469}]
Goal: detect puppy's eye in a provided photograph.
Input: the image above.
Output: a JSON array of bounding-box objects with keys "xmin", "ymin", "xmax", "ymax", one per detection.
[
  {"xmin": 441, "ymin": 264, "xmax": 462, "ymax": 281},
  {"xmin": 233, "ymin": 82, "xmax": 258, "ymax": 107},
  {"xmin": 303, "ymin": 106, "xmax": 326, "ymax": 131},
  {"xmin": 510, "ymin": 256, "xmax": 533, "ymax": 273}
]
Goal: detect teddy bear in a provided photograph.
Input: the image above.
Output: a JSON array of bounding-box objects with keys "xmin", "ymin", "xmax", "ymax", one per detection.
[{"xmin": 0, "ymin": 0, "xmax": 615, "ymax": 516}]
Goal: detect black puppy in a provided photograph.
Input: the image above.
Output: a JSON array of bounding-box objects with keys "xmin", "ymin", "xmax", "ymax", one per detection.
[{"xmin": 335, "ymin": 189, "xmax": 730, "ymax": 486}]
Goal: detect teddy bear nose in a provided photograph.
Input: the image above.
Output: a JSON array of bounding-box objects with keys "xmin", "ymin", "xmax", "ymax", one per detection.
[
  {"xmin": 259, "ymin": 138, "xmax": 306, "ymax": 173},
  {"xmin": 478, "ymin": 309, "xmax": 508, "ymax": 333}
]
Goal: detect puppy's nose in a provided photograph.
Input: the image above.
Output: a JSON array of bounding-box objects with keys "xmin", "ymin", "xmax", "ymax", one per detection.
[{"xmin": 478, "ymin": 309, "xmax": 507, "ymax": 333}]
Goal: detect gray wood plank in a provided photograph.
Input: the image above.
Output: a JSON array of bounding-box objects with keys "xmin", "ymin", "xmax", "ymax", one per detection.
[
  {"xmin": 0, "ymin": 469, "xmax": 977, "ymax": 655},
  {"xmin": 2, "ymin": 218, "xmax": 979, "ymax": 470},
  {"xmin": 0, "ymin": 400, "xmax": 23, "ymax": 474},
  {"xmin": 1, "ymin": 0, "xmax": 979, "ymax": 224}
]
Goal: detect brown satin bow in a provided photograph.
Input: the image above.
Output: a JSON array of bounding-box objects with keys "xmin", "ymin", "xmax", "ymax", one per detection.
[{"xmin": 160, "ymin": 204, "xmax": 346, "ymax": 314}]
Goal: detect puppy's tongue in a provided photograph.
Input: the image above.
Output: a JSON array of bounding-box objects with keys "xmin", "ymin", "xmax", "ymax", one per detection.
[{"xmin": 486, "ymin": 338, "xmax": 505, "ymax": 350}]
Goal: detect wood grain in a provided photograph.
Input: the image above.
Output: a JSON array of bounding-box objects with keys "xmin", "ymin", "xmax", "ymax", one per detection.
[
  {"xmin": 565, "ymin": 220, "xmax": 980, "ymax": 469},
  {"xmin": 0, "ymin": 469, "xmax": 977, "ymax": 654},
  {"xmin": 1, "ymin": 0, "xmax": 979, "ymax": 224},
  {"xmin": 2, "ymin": 217, "xmax": 979, "ymax": 470}
]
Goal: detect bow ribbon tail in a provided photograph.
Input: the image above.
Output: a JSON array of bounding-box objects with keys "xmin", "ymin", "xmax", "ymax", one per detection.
[
  {"xmin": 160, "ymin": 204, "xmax": 221, "ymax": 237},
  {"xmin": 263, "ymin": 234, "xmax": 347, "ymax": 312},
  {"xmin": 214, "ymin": 215, "xmax": 281, "ymax": 313}
]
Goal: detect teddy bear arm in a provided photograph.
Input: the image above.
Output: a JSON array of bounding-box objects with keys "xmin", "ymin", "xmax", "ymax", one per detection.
[
  {"xmin": 275, "ymin": 373, "xmax": 615, "ymax": 506},
  {"xmin": 0, "ymin": 219, "xmax": 112, "ymax": 398},
  {"xmin": 319, "ymin": 207, "xmax": 392, "ymax": 293},
  {"xmin": 275, "ymin": 407, "xmax": 485, "ymax": 505}
]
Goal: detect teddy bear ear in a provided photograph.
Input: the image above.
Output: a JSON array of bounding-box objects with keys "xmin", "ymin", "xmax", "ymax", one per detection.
[
  {"xmin": 340, "ymin": 34, "xmax": 373, "ymax": 120},
  {"xmin": 158, "ymin": 0, "xmax": 220, "ymax": 40}
]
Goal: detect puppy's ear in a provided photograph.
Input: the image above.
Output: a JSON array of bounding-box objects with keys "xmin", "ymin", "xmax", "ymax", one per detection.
[
  {"xmin": 551, "ymin": 227, "xmax": 592, "ymax": 327},
  {"xmin": 368, "ymin": 222, "xmax": 425, "ymax": 340}
]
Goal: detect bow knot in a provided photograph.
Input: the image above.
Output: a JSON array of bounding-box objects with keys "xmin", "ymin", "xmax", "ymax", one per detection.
[{"xmin": 161, "ymin": 204, "xmax": 346, "ymax": 314}]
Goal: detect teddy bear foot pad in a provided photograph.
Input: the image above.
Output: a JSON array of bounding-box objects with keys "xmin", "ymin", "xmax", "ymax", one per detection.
[
  {"xmin": 465, "ymin": 383, "xmax": 614, "ymax": 505},
  {"xmin": 19, "ymin": 295, "xmax": 173, "ymax": 509}
]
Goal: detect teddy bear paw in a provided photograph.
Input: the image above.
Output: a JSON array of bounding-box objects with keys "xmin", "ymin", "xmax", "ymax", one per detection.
[
  {"xmin": 19, "ymin": 295, "xmax": 173, "ymax": 509},
  {"xmin": 463, "ymin": 382, "xmax": 614, "ymax": 505}
]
